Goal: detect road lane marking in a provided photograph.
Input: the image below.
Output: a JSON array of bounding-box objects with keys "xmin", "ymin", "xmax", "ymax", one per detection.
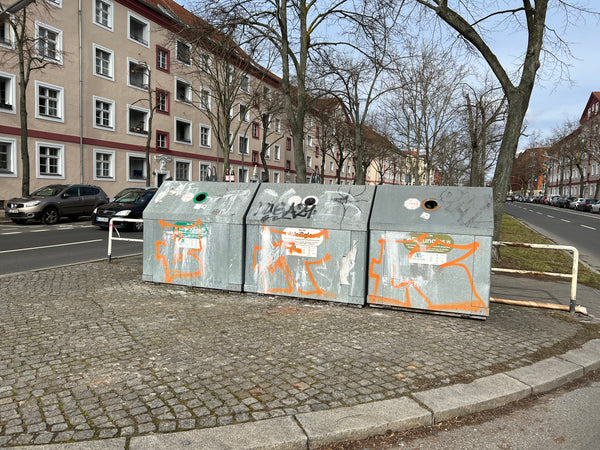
[
  {"xmin": 547, "ymin": 215, "xmax": 554, "ymax": 218},
  {"xmin": 0, "ymin": 239, "xmax": 103, "ymax": 254},
  {"xmin": 581, "ymin": 225, "xmax": 596, "ymax": 230},
  {"xmin": 561, "ymin": 219, "xmax": 571, "ymax": 223}
]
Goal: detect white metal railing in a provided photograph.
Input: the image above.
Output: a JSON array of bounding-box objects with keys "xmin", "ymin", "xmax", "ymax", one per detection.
[
  {"xmin": 107, "ymin": 218, "xmax": 144, "ymax": 263},
  {"xmin": 492, "ymin": 241, "xmax": 579, "ymax": 313}
]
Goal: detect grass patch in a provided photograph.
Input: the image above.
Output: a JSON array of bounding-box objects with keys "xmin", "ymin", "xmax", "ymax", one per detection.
[{"xmin": 494, "ymin": 214, "xmax": 600, "ymax": 290}]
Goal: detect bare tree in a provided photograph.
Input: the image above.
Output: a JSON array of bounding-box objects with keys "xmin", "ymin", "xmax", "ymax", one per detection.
[
  {"xmin": 1, "ymin": 2, "xmax": 57, "ymax": 195},
  {"xmin": 129, "ymin": 62, "xmax": 155, "ymax": 187},
  {"xmin": 432, "ymin": 128, "xmax": 470, "ymax": 185},
  {"xmin": 412, "ymin": 0, "xmax": 596, "ymax": 239},
  {"xmin": 384, "ymin": 42, "xmax": 465, "ymax": 185},
  {"xmin": 462, "ymin": 77, "xmax": 506, "ymax": 186},
  {"xmin": 312, "ymin": 1, "xmax": 403, "ymax": 184}
]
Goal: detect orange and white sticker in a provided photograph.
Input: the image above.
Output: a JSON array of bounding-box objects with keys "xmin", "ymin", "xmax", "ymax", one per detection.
[{"xmin": 404, "ymin": 198, "xmax": 420, "ymax": 210}]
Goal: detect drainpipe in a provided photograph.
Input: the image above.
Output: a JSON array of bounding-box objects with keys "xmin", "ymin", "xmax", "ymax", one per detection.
[{"xmin": 78, "ymin": 0, "xmax": 84, "ymax": 183}]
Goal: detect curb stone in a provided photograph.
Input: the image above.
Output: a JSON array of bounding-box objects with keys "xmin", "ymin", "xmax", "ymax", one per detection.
[{"xmin": 9, "ymin": 340, "xmax": 600, "ymax": 450}]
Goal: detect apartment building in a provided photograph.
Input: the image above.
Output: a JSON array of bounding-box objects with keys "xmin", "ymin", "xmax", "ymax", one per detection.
[{"xmin": 0, "ymin": 0, "xmax": 310, "ymax": 203}]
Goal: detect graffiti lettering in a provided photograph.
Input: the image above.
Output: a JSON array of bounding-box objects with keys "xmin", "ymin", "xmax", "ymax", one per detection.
[{"xmin": 252, "ymin": 201, "xmax": 317, "ymax": 221}]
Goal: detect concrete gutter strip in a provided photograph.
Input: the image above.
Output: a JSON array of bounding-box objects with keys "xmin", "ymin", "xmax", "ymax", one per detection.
[
  {"xmin": 15, "ymin": 440, "xmax": 127, "ymax": 450},
  {"xmin": 505, "ymin": 357, "xmax": 584, "ymax": 394},
  {"xmin": 411, "ymin": 373, "xmax": 531, "ymax": 423},
  {"xmin": 295, "ymin": 397, "xmax": 432, "ymax": 449},
  {"xmin": 558, "ymin": 338, "xmax": 600, "ymax": 373}
]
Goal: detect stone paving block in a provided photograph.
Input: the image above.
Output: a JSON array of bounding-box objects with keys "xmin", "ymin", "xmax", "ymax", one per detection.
[
  {"xmin": 558, "ymin": 339, "xmax": 600, "ymax": 373},
  {"xmin": 295, "ymin": 397, "xmax": 431, "ymax": 448},
  {"xmin": 506, "ymin": 357, "xmax": 584, "ymax": 394},
  {"xmin": 412, "ymin": 373, "xmax": 530, "ymax": 422},
  {"xmin": 15, "ymin": 438, "xmax": 126, "ymax": 450},
  {"xmin": 129, "ymin": 416, "xmax": 306, "ymax": 450}
]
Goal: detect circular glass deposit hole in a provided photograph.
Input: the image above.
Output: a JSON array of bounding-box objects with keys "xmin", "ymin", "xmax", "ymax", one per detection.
[
  {"xmin": 194, "ymin": 192, "xmax": 208, "ymax": 203},
  {"xmin": 303, "ymin": 196, "xmax": 318, "ymax": 206},
  {"xmin": 423, "ymin": 199, "xmax": 439, "ymax": 211}
]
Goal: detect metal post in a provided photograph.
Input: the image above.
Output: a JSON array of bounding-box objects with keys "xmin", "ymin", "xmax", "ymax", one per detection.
[{"xmin": 570, "ymin": 247, "xmax": 579, "ymax": 313}]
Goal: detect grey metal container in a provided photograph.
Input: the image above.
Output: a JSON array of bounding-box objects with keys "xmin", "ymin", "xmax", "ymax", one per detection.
[
  {"xmin": 367, "ymin": 185, "xmax": 493, "ymax": 318},
  {"xmin": 244, "ymin": 184, "xmax": 376, "ymax": 305},
  {"xmin": 142, "ymin": 181, "xmax": 259, "ymax": 291}
]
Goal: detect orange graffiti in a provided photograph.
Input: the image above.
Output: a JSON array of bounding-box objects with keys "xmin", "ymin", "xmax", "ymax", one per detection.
[
  {"xmin": 369, "ymin": 233, "xmax": 488, "ymax": 315},
  {"xmin": 253, "ymin": 227, "xmax": 336, "ymax": 298},
  {"xmin": 155, "ymin": 219, "xmax": 204, "ymax": 283}
]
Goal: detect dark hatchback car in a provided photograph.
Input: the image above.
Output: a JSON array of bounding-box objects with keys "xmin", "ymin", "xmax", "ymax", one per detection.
[
  {"xmin": 6, "ymin": 184, "xmax": 108, "ymax": 225},
  {"xmin": 91, "ymin": 187, "xmax": 157, "ymax": 231}
]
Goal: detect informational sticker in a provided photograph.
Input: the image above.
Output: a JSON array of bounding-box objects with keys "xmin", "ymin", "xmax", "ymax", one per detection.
[
  {"xmin": 288, "ymin": 195, "xmax": 303, "ymax": 206},
  {"xmin": 410, "ymin": 252, "xmax": 447, "ymax": 265},
  {"xmin": 404, "ymin": 198, "xmax": 421, "ymax": 210},
  {"xmin": 420, "ymin": 212, "xmax": 431, "ymax": 220},
  {"xmin": 404, "ymin": 233, "xmax": 454, "ymax": 253},
  {"xmin": 181, "ymin": 193, "xmax": 194, "ymax": 202},
  {"xmin": 165, "ymin": 222, "xmax": 209, "ymax": 249},
  {"xmin": 281, "ymin": 227, "xmax": 325, "ymax": 257}
]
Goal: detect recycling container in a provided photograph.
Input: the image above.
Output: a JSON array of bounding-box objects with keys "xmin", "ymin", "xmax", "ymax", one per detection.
[
  {"xmin": 244, "ymin": 183, "xmax": 376, "ymax": 305},
  {"xmin": 142, "ymin": 181, "xmax": 259, "ymax": 291},
  {"xmin": 367, "ymin": 186, "xmax": 493, "ymax": 318}
]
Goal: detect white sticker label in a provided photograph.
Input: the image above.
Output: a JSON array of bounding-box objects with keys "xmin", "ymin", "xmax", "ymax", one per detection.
[
  {"xmin": 420, "ymin": 212, "xmax": 431, "ymax": 220},
  {"xmin": 281, "ymin": 227, "xmax": 324, "ymax": 258},
  {"xmin": 404, "ymin": 198, "xmax": 421, "ymax": 210},
  {"xmin": 181, "ymin": 193, "xmax": 194, "ymax": 202},
  {"xmin": 410, "ymin": 252, "xmax": 447, "ymax": 265}
]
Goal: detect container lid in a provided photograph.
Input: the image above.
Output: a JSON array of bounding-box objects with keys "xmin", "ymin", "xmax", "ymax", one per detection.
[
  {"xmin": 246, "ymin": 184, "xmax": 376, "ymax": 231},
  {"xmin": 370, "ymin": 185, "xmax": 494, "ymax": 235}
]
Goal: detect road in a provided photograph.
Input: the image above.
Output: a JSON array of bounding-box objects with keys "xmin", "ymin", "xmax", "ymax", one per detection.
[
  {"xmin": 504, "ymin": 201, "xmax": 600, "ymax": 272},
  {"xmin": 0, "ymin": 219, "xmax": 143, "ymax": 275}
]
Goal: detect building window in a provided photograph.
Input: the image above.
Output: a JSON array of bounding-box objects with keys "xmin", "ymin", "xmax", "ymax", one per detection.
[
  {"xmin": 45, "ymin": 0, "xmax": 62, "ymax": 7},
  {"xmin": 285, "ymin": 160, "xmax": 291, "ymax": 171},
  {"xmin": 307, "ymin": 135, "xmax": 313, "ymax": 147},
  {"xmin": 37, "ymin": 143, "xmax": 64, "ymax": 178},
  {"xmin": 275, "ymin": 117, "xmax": 281, "ymax": 133},
  {"xmin": 0, "ymin": 72, "xmax": 16, "ymax": 113},
  {"xmin": 330, "ymin": 161, "xmax": 334, "ymax": 172},
  {"xmin": 175, "ymin": 160, "xmax": 191, "ymax": 181},
  {"xmin": 93, "ymin": 149, "xmax": 114, "ymax": 180},
  {"xmin": 199, "ymin": 53, "xmax": 210, "ymax": 72},
  {"xmin": 199, "ymin": 163, "xmax": 210, "ymax": 181},
  {"xmin": 128, "ymin": 106, "xmax": 149, "ymax": 135},
  {"xmin": 1, "ymin": 19, "xmax": 13, "ymax": 47},
  {"xmin": 274, "ymin": 144, "xmax": 281, "ymax": 161},
  {"xmin": 239, "ymin": 104, "xmax": 249, "ymax": 122},
  {"xmin": 176, "ymin": 40, "xmax": 191, "ymax": 65},
  {"xmin": 36, "ymin": 22, "xmax": 62, "ymax": 62},
  {"xmin": 307, "ymin": 116, "xmax": 313, "ymax": 127},
  {"xmin": 156, "ymin": 131, "xmax": 169, "ymax": 150},
  {"xmin": 128, "ymin": 13, "xmax": 149, "ymax": 47},
  {"xmin": 252, "ymin": 151, "xmax": 259, "ymax": 164},
  {"xmin": 0, "ymin": 138, "xmax": 17, "ymax": 177},
  {"xmin": 200, "ymin": 125, "xmax": 211, "ymax": 147},
  {"xmin": 238, "ymin": 167, "xmax": 249, "ymax": 183},
  {"xmin": 273, "ymin": 172, "xmax": 280, "ymax": 183},
  {"xmin": 127, "ymin": 154, "xmax": 146, "ymax": 181},
  {"xmin": 156, "ymin": 90, "xmax": 169, "ymax": 114},
  {"xmin": 175, "ymin": 78, "xmax": 192, "ymax": 103},
  {"xmin": 240, "ymin": 75, "xmax": 250, "ymax": 93},
  {"xmin": 252, "ymin": 122, "xmax": 260, "ymax": 139},
  {"xmin": 94, "ymin": 0, "xmax": 113, "ymax": 30},
  {"xmin": 93, "ymin": 96, "xmax": 114, "ymax": 130},
  {"xmin": 94, "ymin": 45, "xmax": 113, "ymax": 79},
  {"xmin": 306, "ymin": 155, "xmax": 312, "ymax": 168},
  {"xmin": 264, "ymin": 143, "xmax": 271, "ymax": 159},
  {"xmin": 175, "ymin": 118, "xmax": 192, "ymax": 144},
  {"xmin": 36, "ymin": 81, "xmax": 63, "ymax": 122},
  {"xmin": 238, "ymin": 135, "xmax": 249, "ymax": 155},
  {"xmin": 200, "ymin": 88, "xmax": 211, "ymax": 110},
  {"xmin": 156, "ymin": 46, "xmax": 170, "ymax": 72},
  {"xmin": 128, "ymin": 59, "xmax": 148, "ymax": 90},
  {"xmin": 315, "ymin": 147, "xmax": 320, "ymax": 158},
  {"xmin": 286, "ymin": 137, "xmax": 291, "ymax": 151}
]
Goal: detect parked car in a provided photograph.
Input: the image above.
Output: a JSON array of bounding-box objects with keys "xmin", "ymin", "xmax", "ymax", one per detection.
[
  {"xmin": 6, "ymin": 184, "xmax": 108, "ymax": 225},
  {"xmin": 576, "ymin": 198, "xmax": 596, "ymax": 212},
  {"xmin": 563, "ymin": 196, "xmax": 577, "ymax": 208},
  {"xmin": 91, "ymin": 187, "xmax": 157, "ymax": 231},
  {"xmin": 591, "ymin": 201, "xmax": 600, "ymax": 214},
  {"xmin": 569, "ymin": 198, "xmax": 585, "ymax": 209},
  {"xmin": 506, "ymin": 194, "xmax": 514, "ymax": 202}
]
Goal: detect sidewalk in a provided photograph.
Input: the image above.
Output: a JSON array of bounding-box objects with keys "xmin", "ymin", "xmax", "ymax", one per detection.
[{"xmin": 0, "ymin": 257, "xmax": 598, "ymax": 449}]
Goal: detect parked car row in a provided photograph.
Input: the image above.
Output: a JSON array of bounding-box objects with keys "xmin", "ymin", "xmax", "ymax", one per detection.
[
  {"xmin": 5, "ymin": 184, "xmax": 158, "ymax": 229},
  {"xmin": 511, "ymin": 194, "xmax": 600, "ymax": 213}
]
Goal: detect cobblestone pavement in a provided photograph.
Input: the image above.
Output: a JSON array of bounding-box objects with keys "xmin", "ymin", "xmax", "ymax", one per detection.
[{"xmin": 0, "ymin": 257, "xmax": 598, "ymax": 447}]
